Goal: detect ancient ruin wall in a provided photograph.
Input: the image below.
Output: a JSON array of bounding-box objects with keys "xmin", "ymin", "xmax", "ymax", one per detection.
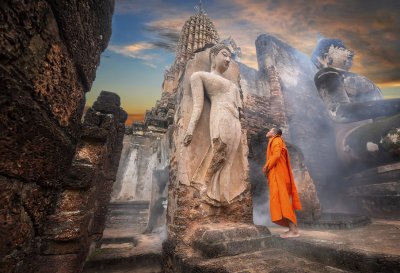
[{"xmin": 0, "ymin": 1, "xmax": 115, "ymax": 272}]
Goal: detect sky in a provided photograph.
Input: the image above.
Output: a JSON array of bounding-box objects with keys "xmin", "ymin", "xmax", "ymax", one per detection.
[{"xmin": 87, "ymin": 0, "xmax": 400, "ymax": 124}]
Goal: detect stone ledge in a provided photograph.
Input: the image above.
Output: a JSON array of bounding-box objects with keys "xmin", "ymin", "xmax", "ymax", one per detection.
[
  {"xmin": 271, "ymin": 236, "xmax": 400, "ymax": 273},
  {"xmin": 163, "ymin": 241, "xmax": 349, "ymax": 273},
  {"xmin": 191, "ymin": 224, "xmax": 272, "ymax": 258},
  {"xmin": 298, "ymin": 212, "xmax": 371, "ymax": 230},
  {"xmin": 269, "ymin": 219, "xmax": 400, "ymax": 273}
]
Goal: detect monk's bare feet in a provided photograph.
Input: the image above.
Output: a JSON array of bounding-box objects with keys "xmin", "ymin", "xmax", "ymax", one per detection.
[{"xmin": 280, "ymin": 230, "xmax": 300, "ymax": 238}]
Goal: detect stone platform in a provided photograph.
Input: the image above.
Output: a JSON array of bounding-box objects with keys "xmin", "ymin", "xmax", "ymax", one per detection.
[
  {"xmin": 83, "ymin": 203, "xmax": 399, "ymax": 273},
  {"xmin": 269, "ymin": 219, "xmax": 400, "ymax": 272},
  {"xmin": 298, "ymin": 212, "xmax": 371, "ymax": 229},
  {"xmin": 191, "ymin": 223, "xmax": 272, "ymax": 258},
  {"xmin": 163, "ymin": 223, "xmax": 348, "ymax": 273},
  {"xmin": 164, "ymin": 219, "xmax": 400, "ymax": 272},
  {"xmin": 164, "ymin": 244, "xmax": 350, "ymax": 273}
]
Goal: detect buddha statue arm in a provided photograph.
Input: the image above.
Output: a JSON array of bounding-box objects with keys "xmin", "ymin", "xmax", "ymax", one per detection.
[
  {"xmin": 184, "ymin": 72, "xmax": 204, "ymax": 146},
  {"xmin": 236, "ymin": 86, "xmax": 243, "ymax": 120}
]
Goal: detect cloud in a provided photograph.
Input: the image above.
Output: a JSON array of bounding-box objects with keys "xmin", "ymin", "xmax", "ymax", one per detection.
[
  {"xmin": 115, "ymin": 0, "xmax": 171, "ymax": 14},
  {"xmin": 143, "ymin": 22, "xmax": 181, "ymax": 52},
  {"xmin": 207, "ymin": 0, "xmax": 400, "ymax": 85},
  {"xmin": 113, "ymin": 3, "xmax": 192, "ymax": 58},
  {"xmin": 112, "ymin": 0, "xmax": 400, "ymax": 86},
  {"xmin": 108, "ymin": 42, "xmax": 163, "ymax": 68},
  {"xmin": 109, "ymin": 42, "xmax": 156, "ymax": 60}
]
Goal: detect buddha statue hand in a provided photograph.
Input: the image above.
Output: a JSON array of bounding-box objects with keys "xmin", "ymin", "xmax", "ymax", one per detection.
[
  {"xmin": 238, "ymin": 107, "xmax": 243, "ymax": 121},
  {"xmin": 183, "ymin": 133, "xmax": 193, "ymax": 146}
]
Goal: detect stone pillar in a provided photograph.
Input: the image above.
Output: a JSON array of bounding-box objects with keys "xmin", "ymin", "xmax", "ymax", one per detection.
[{"xmin": 36, "ymin": 91, "xmax": 127, "ymax": 273}]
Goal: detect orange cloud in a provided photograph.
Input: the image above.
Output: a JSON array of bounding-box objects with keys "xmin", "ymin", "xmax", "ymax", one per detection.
[
  {"xmin": 208, "ymin": 0, "xmax": 400, "ymax": 86},
  {"xmin": 108, "ymin": 42, "xmax": 156, "ymax": 61},
  {"xmin": 109, "ymin": 0, "xmax": 400, "ymax": 114}
]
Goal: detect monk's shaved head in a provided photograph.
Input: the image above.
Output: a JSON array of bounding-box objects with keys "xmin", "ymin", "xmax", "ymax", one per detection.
[
  {"xmin": 266, "ymin": 127, "xmax": 282, "ymax": 139},
  {"xmin": 272, "ymin": 128, "xmax": 282, "ymax": 136}
]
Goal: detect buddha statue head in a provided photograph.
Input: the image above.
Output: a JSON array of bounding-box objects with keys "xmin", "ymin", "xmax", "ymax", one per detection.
[
  {"xmin": 209, "ymin": 43, "xmax": 232, "ymax": 73},
  {"xmin": 311, "ymin": 38, "xmax": 354, "ymax": 71}
]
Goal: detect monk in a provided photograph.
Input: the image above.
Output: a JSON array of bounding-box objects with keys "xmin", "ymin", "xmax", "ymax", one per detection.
[{"xmin": 263, "ymin": 128, "xmax": 302, "ymax": 238}]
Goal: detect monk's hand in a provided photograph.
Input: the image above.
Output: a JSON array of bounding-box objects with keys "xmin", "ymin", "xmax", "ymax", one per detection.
[
  {"xmin": 183, "ymin": 133, "xmax": 193, "ymax": 146},
  {"xmin": 262, "ymin": 166, "xmax": 267, "ymax": 175}
]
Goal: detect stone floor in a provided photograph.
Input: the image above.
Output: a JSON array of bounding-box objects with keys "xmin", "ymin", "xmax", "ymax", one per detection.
[
  {"xmin": 83, "ymin": 202, "xmax": 400, "ymax": 273},
  {"xmin": 268, "ymin": 219, "xmax": 400, "ymax": 272},
  {"xmin": 170, "ymin": 244, "xmax": 351, "ymax": 273},
  {"xmin": 269, "ymin": 219, "xmax": 400, "ymax": 256}
]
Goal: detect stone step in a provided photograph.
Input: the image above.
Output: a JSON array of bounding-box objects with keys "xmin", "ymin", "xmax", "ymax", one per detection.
[
  {"xmin": 350, "ymin": 195, "xmax": 400, "ymax": 219},
  {"xmin": 347, "ymin": 181, "xmax": 400, "ymax": 197},
  {"xmin": 191, "ymin": 223, "xmax": 272, "ymax": 258},
  {"xmin": 271, "ymin": 236, "xmax": 399, "ymax": 273},
  {"xmin": 83, "ymin": 234, "xmax": 162, "ymax": 273},
  {"xmin": 83, "ymin": 263, "xmax": 161, "ymax": 273},
  {"xmin": 83, "ymin": 251, "xmax": 161, "ymax": 273},
  {"xmin": 344, "ymin": 163, "xmax": 400, "ymax": 186},
  {"xmin": 104, "ymin": 200, "xmax": 150, "ymax": 235},
  {"xmin": 165, "ymin": 244, "xmax": 350, "ymax": 273},
  {"xmin": 108, "ymin": 201, "xmax": 150, "ymax": 209},
  {"xmin": 345, "ymin": 181, "xmax": 400, "ymax": 218},
  {"xmin": 298, "ymin": 212, "xmax": 371, "ymax": 230}
]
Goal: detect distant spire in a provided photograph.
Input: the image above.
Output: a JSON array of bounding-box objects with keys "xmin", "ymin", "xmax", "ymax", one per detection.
[{"xmin": 194, "ymin": 0, "xmax": 205, "ymax": 14}]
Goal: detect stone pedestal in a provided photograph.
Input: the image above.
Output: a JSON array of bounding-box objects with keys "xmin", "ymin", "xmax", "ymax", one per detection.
[{"xmin": 191, "ymin": 223, "xmax": 271, "ymax": 258}]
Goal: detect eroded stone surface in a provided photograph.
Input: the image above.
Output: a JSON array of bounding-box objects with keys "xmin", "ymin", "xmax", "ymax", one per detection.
[
  {"xmin": 35, "ymin": 91, "xmax": 126, "ymax": 272},
  {"xmin": 191, "ymin": 223, "xmax": 272, "ymax": 258},
  {"xmin": 269, "ymin": 219, "xmax": 400, "ymax": 272},
  {"xmin": 162, "ymin": 242, "xmax": 350, "ymax": 273},
  {"xmin": 167, "ymin": 46, "xmax": 253, "ymax": 246},
  {"xmin": 83, "ymin": 203, "xmax": 162, "ymax": 273},
  {"xmin": 0, "ymin": 1, "xmax": 114, "ymax": 271}
]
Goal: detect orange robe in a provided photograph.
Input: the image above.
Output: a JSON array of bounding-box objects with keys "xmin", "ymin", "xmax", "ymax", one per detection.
[{"xmin": 264, "ymin": 136, "xmax": 302, "ymax": 227}]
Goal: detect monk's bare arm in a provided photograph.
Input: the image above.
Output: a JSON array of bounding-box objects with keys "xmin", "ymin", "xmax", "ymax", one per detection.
[
  {"xmin": 183, "ymin": 72, "xmax": 204, "ymax": 146},
  {"xmin": 266, "ymin": 140, "xmax": 282, "ymax": 170}
]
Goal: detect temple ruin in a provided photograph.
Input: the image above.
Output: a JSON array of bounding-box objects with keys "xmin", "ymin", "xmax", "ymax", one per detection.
[{"xmin": 1, "ymin": 1, "xmax": 399, "ymax": 273}]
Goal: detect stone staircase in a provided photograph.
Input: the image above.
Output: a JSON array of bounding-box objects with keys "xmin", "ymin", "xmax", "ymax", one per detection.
[
  {"xmin": 83, "ymin": 201, "xmax": 163, "ymax": 273},
  {"xmin": 345, "ymin": 162, "xmax": 400, "ymax": 219}
]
